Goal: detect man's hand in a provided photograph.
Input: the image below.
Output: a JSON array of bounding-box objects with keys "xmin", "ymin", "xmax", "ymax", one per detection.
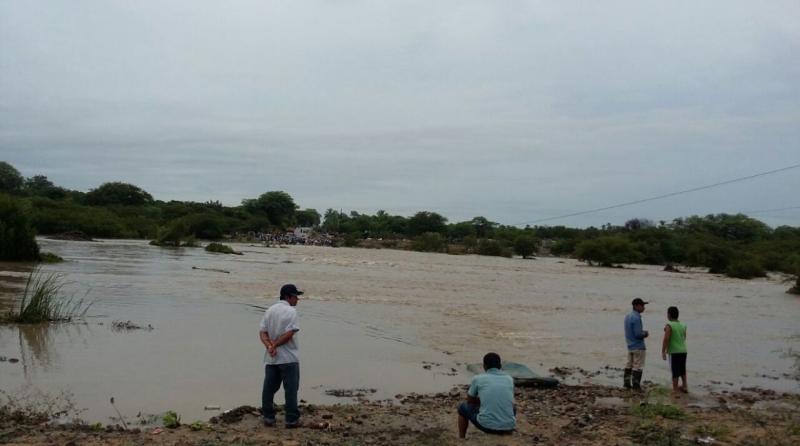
[
  {"xmin": 662, "ymin": 352, "xmax": 667, "ymax": 361},
  {"xmin": 643, "ymin": 330, "xmax": 649, "ymax": 338},
  {"xmin": 267, "ymin": 344, "xmax": 277, "ymax": 357}
]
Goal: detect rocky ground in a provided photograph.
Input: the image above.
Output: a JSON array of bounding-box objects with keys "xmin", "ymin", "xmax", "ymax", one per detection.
[{"xmin": 2, "ymin": 379, "xmax": 798, "ymax": 446}]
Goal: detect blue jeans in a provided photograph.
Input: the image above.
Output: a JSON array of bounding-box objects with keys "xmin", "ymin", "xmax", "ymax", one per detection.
[
  {"xmin": 458, "ymin": 402, "xmax": 515, "ymax": 435},
  {"xmin": 262, "ymin": 362, "xmax": 300, "ymax": 424}
]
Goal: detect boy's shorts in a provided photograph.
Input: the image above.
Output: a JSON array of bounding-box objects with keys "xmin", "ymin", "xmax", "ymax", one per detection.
[
  {"xmin": 669, "ymin": 353, "xmax": 687, "ymax": 378},
  {"xmin": 457, "ymin": 402, "xmax": 514, "ymax": 435}
]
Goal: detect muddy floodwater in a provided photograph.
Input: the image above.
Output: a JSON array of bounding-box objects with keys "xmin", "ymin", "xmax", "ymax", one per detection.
[{"xmin": 1, "ymin": 239, "xmax": 798, "ymax": 422}]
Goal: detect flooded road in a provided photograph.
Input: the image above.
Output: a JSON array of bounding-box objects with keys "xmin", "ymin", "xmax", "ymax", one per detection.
[{"xmin": 1, "ymin": 239, "xmax": 798, "ymax": 422}]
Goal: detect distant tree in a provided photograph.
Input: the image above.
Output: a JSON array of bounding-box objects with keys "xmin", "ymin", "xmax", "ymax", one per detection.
[
  {"xmin": 407, "ymin": 211, "xmax": 447, "ymax": 236},
  {"xmin": 244, "ymin": 191, "xmax": 297, "ymax": 228},
  {"xmin": 85, "ymin": 182, "xmax": 154, "ymax": 206},
  {"xmin": 576, "ymin": 236, "xmax": 641, "ymax": 267},
  {"xmin": 684, "ymin": 236, "xmax": 736, "ymax": 274},
  {"xmin": 513, "ymin": 235, "xmax": 540, "ymax": 259},
  {"xmin": 0, "ymin": 161, "xmax": 24, "ymax": 193},
  {"xmin": 624, "ymin": 218, "xmax": 655, "ymax": 231},
  {"xmin": 295, "ymin": 208, "xmax": 321, "ymax": 227},
  {"xmin": 470, "ymin": 216, "xmax": 496, "ymax": 238},
  {"xmin": 25, "ymin": 175, "xmax": 67, "ymax": 199},
  {"xmin": 725, "ymin": 256, "xmax": 767, "ymax": 280},
  {"xmin": 476, "ymin": 239, "xmax": 511, "ymax": 257},
  {"xmin": 412, "ymin": 232, "xmax": 447, "ymax": 253},
  {"xmin": 448, "ymin": 221, "xmax": 476, "ymax": 240},
  {"xmin": 0, "ymin": 194, "xmax": 40, "ymax": 260}
]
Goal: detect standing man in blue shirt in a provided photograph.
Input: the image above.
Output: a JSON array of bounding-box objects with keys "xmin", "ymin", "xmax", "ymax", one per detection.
[
  {"xmin": 624, "ymin": 298, "xmax": 650, "ymax": 390},
  {"xmin": 457, "ymin": 352, "xmax": 516, "ymax": 438}
]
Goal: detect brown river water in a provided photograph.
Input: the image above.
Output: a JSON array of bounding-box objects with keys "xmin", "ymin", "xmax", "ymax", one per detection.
[{"xmin": 1, "ymin": 239, "xmax": 798, "ymax": 422}]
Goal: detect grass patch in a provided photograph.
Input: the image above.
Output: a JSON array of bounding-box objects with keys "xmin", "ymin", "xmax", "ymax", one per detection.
[
  {"xmin": 205, "ymin": 242, "xmax": 242, "ymax": 255},
  {"xmin": 631, "ymin": 402, "xmax": 687, "ymax": 420},
  {"xmin": 0, "ymin": 388, "xmax": 84, "ymax": 425},
  {"xmin": 37, "ymin": 252, "xmax": 63, "ymax": 263},
  {"xmin": 630, "ymin": 421, "xmax": 691, "ymax": 446},
  {"xmin": 694, "ymin": 423, "xmax": 732, "ymax": 439},
  {"xmin": 1, "ymin": 269, "xmax": 92, "ymax": 324}
]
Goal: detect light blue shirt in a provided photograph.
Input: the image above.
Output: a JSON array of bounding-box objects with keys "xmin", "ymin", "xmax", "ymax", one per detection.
[
  {"xmin": 468, "ymin": 368, "xmax": 516, "ymax": 431},
  {"xmin": 624, "ymin": 310, "xmax": 646, "ymax": 351}
]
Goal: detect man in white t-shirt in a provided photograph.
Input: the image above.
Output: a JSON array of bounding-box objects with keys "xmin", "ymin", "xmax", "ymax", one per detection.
[{"xmin": 259, "ymin": 284, "xmax": 302, "ymax": 427}]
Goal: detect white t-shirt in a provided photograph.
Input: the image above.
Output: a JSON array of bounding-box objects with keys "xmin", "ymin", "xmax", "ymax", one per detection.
[{"xmin": 259, "ymin": 300, "xmax": 300, "ymax": 365}]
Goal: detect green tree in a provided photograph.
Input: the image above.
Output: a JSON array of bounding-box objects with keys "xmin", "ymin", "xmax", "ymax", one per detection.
[
  {"xmin": 295, "ymin": 208, "xmax": 321, "ymax": 227},
  {"xmin": 513, "ymin": 235, "xmax": 539, "ymax": 259},
  {"xmin": 576, "ymin": 236, "xmax": 641, "ymax": 267},
  {"xmin": 244, "ymin": 191, "xmax": 297, "ymax": 228},
  {"xmin": 0, "ymin": 194, "xmax": 40, "ymax": 260},
  {"xmin": 24, "ymin": 175, "xmax": 67, "ymax": 199},
  {"xmin": 412, "ymin": 232, "xmax": 447, "ymax": 253},
  {"xmin": 85, "ymin": 182, "xmax": 154, "ymax": 206},
  {"xmin": 0, "ymin": 161, "xmax": 24, "ymax": 193},
  {"xmin": 407, "ymin": 211, "xmax": 447, "ymax": 236}
]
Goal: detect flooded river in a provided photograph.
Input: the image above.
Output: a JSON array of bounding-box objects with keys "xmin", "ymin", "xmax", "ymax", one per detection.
[{"xmin": 1, "ymin": 239, "xmax": 798, "ymax": 422}]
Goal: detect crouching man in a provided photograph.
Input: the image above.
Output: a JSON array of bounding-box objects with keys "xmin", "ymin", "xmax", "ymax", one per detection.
[{"xmin": 457, "ymin": 352, "xmax": 516, "ymax": 438}]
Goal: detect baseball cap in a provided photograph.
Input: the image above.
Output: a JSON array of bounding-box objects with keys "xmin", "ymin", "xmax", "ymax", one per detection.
[
  {"xmin": 280, "ymin": 284, "xmax": 304, "ymax": 297},
  {"xmin": 631, "ymin": 298, "xmax": 649, "ymax": 306}
]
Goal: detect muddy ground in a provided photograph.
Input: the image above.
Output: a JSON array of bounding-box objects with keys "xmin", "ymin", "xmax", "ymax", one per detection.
[{"xmin": 2, "ymin": 379, "xmax": 798, "ymax": 446}]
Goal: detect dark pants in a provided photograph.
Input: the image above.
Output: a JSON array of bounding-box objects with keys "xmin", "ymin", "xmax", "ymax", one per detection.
[
  {"xmin": 262, "ymin": 362, "xmax": 300, "ymax": 424},
  {"xmin": 669, "ymin": 353, "xmax": 687, "ymax": 379}
]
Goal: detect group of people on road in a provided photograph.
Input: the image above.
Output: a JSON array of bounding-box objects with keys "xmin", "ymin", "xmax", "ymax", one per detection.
[{"xmin": 257, "ymin": 285, "xmax": 687, "ymax": 438}]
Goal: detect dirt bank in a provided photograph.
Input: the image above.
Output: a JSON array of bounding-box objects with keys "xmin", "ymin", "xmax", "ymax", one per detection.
[{"xmin": 2, "ymin": 381, "xmax": 798, "ymax": 446}]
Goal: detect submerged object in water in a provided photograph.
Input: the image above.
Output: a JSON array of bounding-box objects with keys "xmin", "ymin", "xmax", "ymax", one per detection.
[{"xmin": 467, "ymin": 362, "xmax": 559, "ymax": 388}]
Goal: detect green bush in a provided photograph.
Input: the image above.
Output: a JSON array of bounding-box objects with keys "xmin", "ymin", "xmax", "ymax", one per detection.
[
  {"xmin": 550, "ymin": 238, "xmax": 579, "ymax": 256},
  {"xmin": 476, "ymin": 239, "xmax": 511, "ymax": 257},
  {"xmin": 725, "ymin": 257, "xmax": 767, "ymax": 279},
  {"xmin": 162, "ymin": 410, "xmax": 180, "ymax": 428},
  {"xmin": 513, "ymin": 235, "xmax": 539, "ymax": 258},
  {"xmin": 340, "ymin": 233, "xmax": 360, "ymax": 247},
  {"xmin": 412, "ymin": 232, "xmax": 446, "ymax": 253},
  {"xmin": 205, "ymin": 242, "xmax": 241, "ymax": 255},
  {"xmin": 575, "ymin": 236, "xmax": 641, "ymax": 267},
  {"xmin": 0, "ymin": 194, "xmax": 40, "ymax": 261},
  {"xmin": 684, "ymin": 237, "xmax": 736, "ymax": 274},
  {"xmin": 38, "ymin": 252, "xmax": 63, "ymax": 263}
]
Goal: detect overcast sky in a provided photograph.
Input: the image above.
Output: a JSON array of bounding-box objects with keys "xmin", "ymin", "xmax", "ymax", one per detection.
[{"xmin": 1, "ymin": 1, "xmax": 798, "ymax": 227}]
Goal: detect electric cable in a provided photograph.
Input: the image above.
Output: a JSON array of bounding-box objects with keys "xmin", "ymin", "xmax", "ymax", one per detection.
[{"xmin": 514, "ymin": 162, "xmax": 800, "ymax": 226}]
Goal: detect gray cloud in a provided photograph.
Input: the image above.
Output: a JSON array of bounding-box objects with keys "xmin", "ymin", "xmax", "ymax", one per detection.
[{"xmin": 1, "ymin": 0, "xmax": 799, "ymax": 227}]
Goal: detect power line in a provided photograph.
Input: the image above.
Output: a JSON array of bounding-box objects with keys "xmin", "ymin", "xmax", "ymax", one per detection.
[
  {"xmin": 514, "ymin": 162, "xmax": 800, "ymax": 226},
  {"xmin": 741, "ymin": 205, "xmax": 800, "ymax": 215}
]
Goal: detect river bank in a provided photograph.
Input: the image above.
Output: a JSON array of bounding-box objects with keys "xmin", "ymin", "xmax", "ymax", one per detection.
[{"xmin": 2, "ymin": 377, "xmax": 799, "ymax": 446}]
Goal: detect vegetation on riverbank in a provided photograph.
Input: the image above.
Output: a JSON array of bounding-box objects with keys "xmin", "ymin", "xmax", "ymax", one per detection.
[
  {"xmin": 205, "ymin": 242, "xmax": 241, "ymax": 255},
  {"xmin": 2, "ymin": 160, "xmax": 799, "ymax": 280},
  {"xmin": 1, "ymin": 269, "xmax": 91, "ymax": 324}
]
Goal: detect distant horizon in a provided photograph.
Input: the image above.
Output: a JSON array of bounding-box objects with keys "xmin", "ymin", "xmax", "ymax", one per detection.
[{"xmin": 8, "ymin": 161, "xmax": 799, "ymax": 230}]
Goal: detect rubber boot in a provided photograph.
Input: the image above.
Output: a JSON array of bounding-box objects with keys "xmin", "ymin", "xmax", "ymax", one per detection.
[
  {"xmin": 623, "ymin": 368, "xmax": 632, "ymax": 389},
  {"xmin": 632, "ymin": 370, "xmax": 643, "ymax": 391}
]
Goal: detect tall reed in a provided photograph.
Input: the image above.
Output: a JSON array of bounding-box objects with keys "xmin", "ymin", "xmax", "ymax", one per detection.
[{"xmin": 4, "ymin": 269, "xmax": 91, "ymax": 323}]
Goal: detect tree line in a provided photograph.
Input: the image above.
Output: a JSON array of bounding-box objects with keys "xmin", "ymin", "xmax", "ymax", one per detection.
[{"xmin": 1, "ymin": 161, "xmax": 799, "ymax": 282}]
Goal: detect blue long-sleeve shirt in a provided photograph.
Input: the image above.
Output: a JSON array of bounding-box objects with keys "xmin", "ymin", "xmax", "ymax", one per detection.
[{"xmin": 624, "ymin": 310, "xmax": 646, "ymax": 351}]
